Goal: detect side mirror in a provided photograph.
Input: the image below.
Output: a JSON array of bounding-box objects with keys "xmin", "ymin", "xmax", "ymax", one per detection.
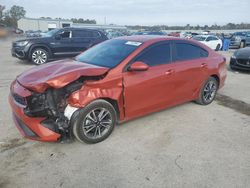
[
  {"xmin": 129, "ymin": 61, "xmax": 149, "ymax": 71},
  {"xmin": 55, "ymin": 34, "xmax": 61, "ymax": 40}
]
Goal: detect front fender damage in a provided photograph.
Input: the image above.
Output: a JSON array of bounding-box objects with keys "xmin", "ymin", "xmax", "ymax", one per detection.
[{"xmin": 68, "ymin": 77, "xmax": 125, "ymax": 121}]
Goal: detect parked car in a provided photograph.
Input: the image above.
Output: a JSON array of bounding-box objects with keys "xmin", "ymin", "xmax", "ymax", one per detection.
[
  {"xmin": 12, "ymin": 28, "xmax": 108, "ymax": 65},
  {"xmin": 106, "ymin": 30, "xmax": 124, "ymax": 39},
  {"xmin": 132, "ymin": 31, "xmax": 165, "ymax": 36},
  {"xmin": 192, "ymin": 35, "xmax": 222, "ymax": 51},
  {"xmin": 229, "ymin": 31, "xmax": 250, "ymax": 48},
  {"xmin": 180, "ymin": 31, "xmax": 199, "ymax": 39},
  {"xmin": 230, "ymin": 47, "xmax": 250, "ymax": 70},
  {"xmin": 168, "ymin": 32, "xmax": 180, "ymax": 37},
  {"xmin": 25, "ymin": 30, "xmax": 42, "ymax": 38},
  {"xmin": 14, "ymin": 28, "xmax": 24, "ymax": 34},
  {"xmin": 9, "ymin": 36, "xmax": 227, "ymax": 143},
  {"xmin": 146, "ymin": 31, "xmax": 166, "ymax": 35},
  {"xmin": 0, "ymin": 23, "xmax": 8, "ymax": 38}
]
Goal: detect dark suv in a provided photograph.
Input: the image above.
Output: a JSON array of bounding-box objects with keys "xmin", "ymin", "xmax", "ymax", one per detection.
[
  {"xmin": 230, "ymin": 31, "xmax": 250, "ymax": 48},
  {"xmin": 12, "ymin": 28, "xmax": 108, "ymax": 65}
]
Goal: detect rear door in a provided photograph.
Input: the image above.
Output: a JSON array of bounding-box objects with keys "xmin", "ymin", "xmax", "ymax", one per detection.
[
  {"xmin": 71, "ymin": 29, "xmax": 98, "ymax": 53},
  {"xmin": 170, "ymin": 41, "xmax": 209, "ymax": 103}
]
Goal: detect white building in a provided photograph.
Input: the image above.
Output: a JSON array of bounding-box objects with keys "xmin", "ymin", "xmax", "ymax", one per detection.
[
  {"xmin": 18, "ymin": 18, "xmax": 73, "ymax": 32},
  {"xmin": 18, "ymin": 17, "xmax": 127, "ymax": 32}
]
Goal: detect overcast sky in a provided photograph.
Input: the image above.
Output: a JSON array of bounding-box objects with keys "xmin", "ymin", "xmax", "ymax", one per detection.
[{"xmin": 1, "ymin": 0, "xmax": 250, "ymax": 26}]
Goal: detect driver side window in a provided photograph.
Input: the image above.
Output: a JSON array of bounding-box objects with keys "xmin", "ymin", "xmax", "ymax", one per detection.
[
  {"xmin": 60, "ymin": 30, "xmax": 71, "ymax": 38},
  {"xmin": 135, "ymin": 43, "xmax": 171, "ymax": 66}
]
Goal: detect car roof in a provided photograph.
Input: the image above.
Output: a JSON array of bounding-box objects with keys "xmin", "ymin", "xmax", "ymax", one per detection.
[
  {"xmin": 114, "ymin": 35, "xmax": 179, "ymax": 42},
  {"xmin": 62, "ymin": 27, "xmax": 102, "ymax": 32},
  {"xmin": 112, "ymin": 35, "xmax": 213, "ymax": 52}
]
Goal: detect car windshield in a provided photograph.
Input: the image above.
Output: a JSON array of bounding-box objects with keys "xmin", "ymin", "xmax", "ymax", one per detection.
[
  {"xmin": 42, "ymin": 29, "xmax": 60, "ymax": 37},
  {"xmin": 193, "ymin": 36, "xmax": 207, "ymax": 41},
  {"xmin": 76, "ymin": 39, "xmax": 142, "ymax": 68}
]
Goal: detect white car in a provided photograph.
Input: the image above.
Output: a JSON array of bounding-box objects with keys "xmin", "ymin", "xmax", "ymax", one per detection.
[{"xmin": 192, "ymin": 35, "xmax": 222, "ymax": 51}]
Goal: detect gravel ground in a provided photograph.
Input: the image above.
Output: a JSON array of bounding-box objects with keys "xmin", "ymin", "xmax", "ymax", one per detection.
[{"xmin": 0, "ymin": 37, "xmax": 250, "ymax": 188}]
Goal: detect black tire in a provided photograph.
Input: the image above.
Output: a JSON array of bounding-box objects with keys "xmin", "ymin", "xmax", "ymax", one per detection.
[
  {"xmin": 229, "ymin": 63, "xmax": 236, "ymax": 71},
  {"xmin": 196, "ymin": 77, "xmax": 218, "ymax": 105},
  {"xmin": 240, "ymin": 41, "xmax": 245, "ymax": 48},
  {"xmin": 215, "ymin": 44, "xmax": 220, "ymax": 51},
  {"xmin": 72, "ymin": 99, "xmax": 117, "ymax": 144},
  {"xmin": 31, "ymin": 48, "xmax": 49, "ymax": 65}
]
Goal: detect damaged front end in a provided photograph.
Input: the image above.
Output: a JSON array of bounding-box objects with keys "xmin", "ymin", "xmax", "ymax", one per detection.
[
  {"xmin": 9, "ymin": 60, "xmax": 111, "ymax": 142},
  {"xmin": 21, "ymin": 77, "xmax": 102, "ymax": 142}
]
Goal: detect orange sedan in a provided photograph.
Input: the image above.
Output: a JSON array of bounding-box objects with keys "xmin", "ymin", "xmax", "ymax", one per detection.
[{"xmin": 9, "ymin": 36, "xmax": 227, "ymax": 143}]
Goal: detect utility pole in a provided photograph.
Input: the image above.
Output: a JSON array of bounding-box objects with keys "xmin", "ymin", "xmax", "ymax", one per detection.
[{"xmin": 104, "ymin": 17, "xmax": 106, "ymax": 25}]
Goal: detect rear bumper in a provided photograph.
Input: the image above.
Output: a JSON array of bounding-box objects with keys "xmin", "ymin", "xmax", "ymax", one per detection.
[
  {"xmin": 9, "ymin": 81, "xmax": 61, "ymax": 142},
  {"xmin": 229, "ymin": 41, "xmax": 240, "ymax": 48}
]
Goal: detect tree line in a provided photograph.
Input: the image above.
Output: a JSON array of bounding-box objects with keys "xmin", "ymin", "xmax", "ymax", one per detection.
[
  {"xmin": 1, "ymin": 4, "xmax": 250, "ymax": 30},
  {"xmin": 39, "ymin": 17, "xmax": 96, "ymax": 24},
  {"xmin": 0, "ymin": 4, "xmax": 97, "ymax": 28},
  {"xmin": 127, "ymin": 23, "xmax": 250, "ymax": 31},
  {"xmin": 0, "ymin": 5, "xmax": 26, "ymax": 27}
]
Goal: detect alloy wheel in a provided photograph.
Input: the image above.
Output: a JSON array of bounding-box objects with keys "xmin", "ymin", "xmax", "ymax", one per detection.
[
  {"xmin": 32, "ymin": 50, "xmax": 47, "ymax": 64},
  {"xmin": 203, "ymin": 80, "xmax": 217, "ymax": 103},
  {"xmin": 82, "ymin": 108, "xmax": 112, "ymax": 139}
]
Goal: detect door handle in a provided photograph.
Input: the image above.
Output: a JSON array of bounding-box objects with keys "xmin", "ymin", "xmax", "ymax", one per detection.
[
  {"xmin": 201, "ymin": 63, "xmax": 207, "ymax": 68},
  {"xmin": 165, "ymin": 69, "xmax": 174, "ymax": 75}
]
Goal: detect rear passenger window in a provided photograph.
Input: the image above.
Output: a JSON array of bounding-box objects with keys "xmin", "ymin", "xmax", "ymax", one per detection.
[
  {"xmin": 175, "ymin": 43, "xmax": 208, "ymax": 61},
  {"xmin": 135, "ymin": 43, "xmax": 171, "ymax": 66},
  {"xmin": 72, "ymin": 30, "xmax": 92, "ymax": 38},
  {"xmin": 207, "ymin": 36, "xmax": 217, "ymax": 41}
]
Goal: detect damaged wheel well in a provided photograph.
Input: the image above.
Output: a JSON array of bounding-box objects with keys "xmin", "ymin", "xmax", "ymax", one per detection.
[{"xmin": 100, "ymin": 98, "xmax": 120, "ymax": 121}]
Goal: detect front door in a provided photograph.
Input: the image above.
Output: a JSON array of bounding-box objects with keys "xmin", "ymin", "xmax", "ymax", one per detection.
[
  {"xmin": 123, "ymin": 42, "xmax": 177, "ymax": 119},
  {"xmin": 51, "ymin": 29, "xmax": 75, "ymax": 56}
]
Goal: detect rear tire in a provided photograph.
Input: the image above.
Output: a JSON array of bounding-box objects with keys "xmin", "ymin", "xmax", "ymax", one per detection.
[
  {"xmin": 196, "ymin": 77, "xmax": 218, "ymax": 105},
  {"xmin": 72, "ymin": 100, "xmax": 117, "ymax": 144},
  {"xmin": 31, "ymin": 48, "xmax": 49, "ymax": 65},
  {"xmin": 229, "ymin": 61, "xmax": 236, "ymax": 71},
  {"xmin": 215, "ymin": 44, "xmax": 220, "ymax": 51}
]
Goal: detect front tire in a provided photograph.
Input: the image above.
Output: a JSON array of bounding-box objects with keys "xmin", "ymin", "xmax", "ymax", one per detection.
[
  {"xmin": 196, "ymin": 77, "xmax": 218, "ymax": 105},
  {"xmin": 31, "ymin": 48, "xmax": 48, "ymax": 65},
  {"xmin": 73, "ymin": 100, "xmax": 117, "ymax": 144}
]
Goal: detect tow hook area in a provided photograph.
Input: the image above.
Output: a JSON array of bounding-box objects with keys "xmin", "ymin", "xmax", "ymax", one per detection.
[{"xmin": 60, "ymin": 105, "xmax": 79, "ymax": 143}]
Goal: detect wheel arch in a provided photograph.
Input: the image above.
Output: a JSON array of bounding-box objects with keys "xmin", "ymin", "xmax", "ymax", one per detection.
[
  {"xmin": 28, "ymin": 44, "xmax": 52, "ymax": 60},
  {"xmin": 93, "ymin": 98, "xmax": 120, "ymax": 121},
  {"xmin": 210, "ymin": 74, "xmax": 220, "ymax": 86}
]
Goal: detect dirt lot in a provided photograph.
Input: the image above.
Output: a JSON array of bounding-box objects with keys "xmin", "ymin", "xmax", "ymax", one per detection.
[{"xmin": 0, "ymin": 37, "xmax": 250, "ymax": 188}]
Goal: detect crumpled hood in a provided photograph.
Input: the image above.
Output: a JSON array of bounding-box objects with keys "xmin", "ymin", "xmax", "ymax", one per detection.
[{"xmin": 17, "ymin": 59, "xmax": 109, "ymax": 93}]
